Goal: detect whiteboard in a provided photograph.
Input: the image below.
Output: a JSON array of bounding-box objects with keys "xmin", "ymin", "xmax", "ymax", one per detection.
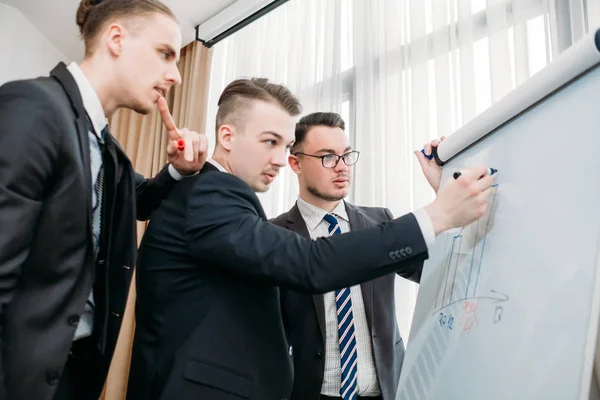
[{"xmin": 396, "ymin": 30, "xmax": 600, "ymax": 400}]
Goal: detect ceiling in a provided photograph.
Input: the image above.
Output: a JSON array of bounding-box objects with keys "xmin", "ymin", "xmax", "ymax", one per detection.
[{"xmin": 1, "ymin": 0, "xmax": 237, "ymax": 61}]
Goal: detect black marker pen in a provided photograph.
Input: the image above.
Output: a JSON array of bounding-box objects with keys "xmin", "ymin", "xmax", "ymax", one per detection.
[{"xmin": 453, "ymin": 168, "xmax": 498, "ymax": 180}]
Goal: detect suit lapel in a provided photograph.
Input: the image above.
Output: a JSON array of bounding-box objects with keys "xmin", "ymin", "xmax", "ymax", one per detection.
[
  {"xmin": 104, "ymin": 136, "xmax": 121, "ymax": 197},
  {"xmin": 346, "ymin": 203, "xmax": 375, "ymax": 332},
  {"xmin": 286, "ymin": 203, "xmax": 310, "ymax": 237},
  {"xmin": 312, "ymin": 295, "xmax": 326, "ymax": 342},
  {"xmin": 104, "ymin": 132, "xmax": 132, "ymax": 186},
  {"xmin": 286, "ymin": 204, "xmax": 326, "ymax": 341},
  {"xmin": 106, "ymin": 131, "xmax": 128, "ymax": 162},
  {"xmin": 50, "ymin": 62, "xmax": 94, "ymax": 245}
]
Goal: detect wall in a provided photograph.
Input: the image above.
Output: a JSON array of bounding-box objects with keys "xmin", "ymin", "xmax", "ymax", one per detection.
[{"xmin": 0, "ymin": 3, "xmax": 68, "ymax": 85}]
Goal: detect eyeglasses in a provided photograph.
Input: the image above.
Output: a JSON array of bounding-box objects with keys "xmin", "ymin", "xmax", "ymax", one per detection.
[{"xmin": 293, "ymin": 151, "xmax": 360, "ymax": 168}]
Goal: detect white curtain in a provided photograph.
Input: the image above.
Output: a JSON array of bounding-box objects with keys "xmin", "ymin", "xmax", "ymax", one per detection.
[{"xmin": 206, "ymin": 0, "xmax": 600, "ymax": 340}]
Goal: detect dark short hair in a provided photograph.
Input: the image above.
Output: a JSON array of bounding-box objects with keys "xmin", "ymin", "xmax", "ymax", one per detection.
[
  {"xmin": 215, "ymin": 78, "xmax": 302, "ymax": 138},
  {"xmin": 76, "ymin": 0, "xmax": 177, "ymax": 56},
  {"xmin": 292, "ymin": 112, "xmax": 345, "ymax": 153}
]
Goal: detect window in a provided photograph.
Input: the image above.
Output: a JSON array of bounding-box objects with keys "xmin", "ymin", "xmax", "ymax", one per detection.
[{"xmin": 336, "ymin": 0, "xmax": 552, "ymax": 138}]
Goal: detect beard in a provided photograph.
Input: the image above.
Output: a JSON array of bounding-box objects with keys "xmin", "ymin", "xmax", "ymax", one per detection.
[{"xmin": 307, "ymin": 185, "xmax": 347, "ymax": 202}]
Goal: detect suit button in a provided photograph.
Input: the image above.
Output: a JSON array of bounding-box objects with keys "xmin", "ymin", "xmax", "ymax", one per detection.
[
  {"xmin": 67, "ymin": 315, "xmax": 79, "ymax": 326},
  {"xmin": 316, "ymin": 351, "xmax": 323, "ymax": 359},
  {"xmin": 46, "ymin": 370, "xmax": 61, "ymax": 385}
]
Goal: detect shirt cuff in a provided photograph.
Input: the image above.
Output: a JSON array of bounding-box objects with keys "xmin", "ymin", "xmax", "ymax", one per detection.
[
  {"xmin": 413, "ymin": 208, "xmax": 436, "ymax": 250},
  {"xmin": 168, "ymin": 164, "xmax": 199, "ymax": 181}
]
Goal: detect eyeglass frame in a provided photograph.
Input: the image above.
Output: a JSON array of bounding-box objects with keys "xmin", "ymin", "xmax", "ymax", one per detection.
[{"xmin": 292, "ymin": 150, "xmax": 360, "ymax": 168}]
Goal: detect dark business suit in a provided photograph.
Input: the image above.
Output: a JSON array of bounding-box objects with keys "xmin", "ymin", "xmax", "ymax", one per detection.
[
  {"xmin": 271, "ymin": 203, "xmax": 423, "ymax": 400},
  {"xmin": 0, "ymin": 62, "xmax": 178, "ymax": 400},
  {"xmin": 128, "ymin": 163, "xmax": 428, "ymax": 400}
]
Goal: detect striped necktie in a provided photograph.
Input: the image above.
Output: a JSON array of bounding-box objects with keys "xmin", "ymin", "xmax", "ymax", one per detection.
[
  {"xmin": 323, "ymin": 213, "xmax": 358, "ymax": 400},
  {"xmin": 91, "ymin": 126, "xmax": 107, "ymax": 258}
]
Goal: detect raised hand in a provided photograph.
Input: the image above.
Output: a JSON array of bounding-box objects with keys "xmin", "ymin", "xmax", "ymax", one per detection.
[
  {"xmin": 414, "ymin": 136, "xmax": 446, "ymax": 193},
  {"xmin": 158, "ymin": 96, "xmax": 208, "ymax": 175}
]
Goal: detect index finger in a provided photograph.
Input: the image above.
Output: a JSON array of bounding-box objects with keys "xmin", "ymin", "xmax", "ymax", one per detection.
[{"xmin": 157, "ymin": 96, "xmax": 179, "ymax": 135}]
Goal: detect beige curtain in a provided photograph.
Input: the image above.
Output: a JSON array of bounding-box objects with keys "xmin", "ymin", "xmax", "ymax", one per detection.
[{"xmin": 99, "ymin": 40, "xmax": 213, "ymax": 400}]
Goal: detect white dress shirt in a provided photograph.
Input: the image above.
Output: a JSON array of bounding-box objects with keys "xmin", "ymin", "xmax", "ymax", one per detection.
[
  {"xmin": 296, "ymin": 197, "xmax": 435, "ymax": 397},
  {"xmin": 66, "ymin": 62, "xmax": 187, "ymax": 341}
]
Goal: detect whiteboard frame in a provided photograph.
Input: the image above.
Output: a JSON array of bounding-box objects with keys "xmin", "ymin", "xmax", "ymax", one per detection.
[{"xmin": 580, "ymin": 229, "xmax": 600, "ymax": 399}]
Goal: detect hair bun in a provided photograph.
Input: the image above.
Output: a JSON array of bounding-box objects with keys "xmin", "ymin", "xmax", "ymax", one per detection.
[{"xmin": 76, "ymin": 0, "xmax": 104, "ymax": 32}]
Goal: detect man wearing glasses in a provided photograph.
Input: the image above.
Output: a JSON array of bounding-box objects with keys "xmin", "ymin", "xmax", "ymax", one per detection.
[{"xmin": 272, "ymin": 112, "xmax": 434, "ymax": 400}]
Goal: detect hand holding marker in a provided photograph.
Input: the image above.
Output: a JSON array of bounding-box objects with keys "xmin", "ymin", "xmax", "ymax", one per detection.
[
  {"xmin": 453, "ymin": 168, "xmax": 497, "ymax": 180},
  {"xmin": 420, "ymin": 146, "xmax": 497, "ymax": 180}
]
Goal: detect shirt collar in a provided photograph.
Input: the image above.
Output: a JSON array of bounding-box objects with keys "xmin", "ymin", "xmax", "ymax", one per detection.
[
  {"xmin": 296, "ymin": 197, "xmax": 349, "ymax": 231},
  {"xmin": 66, "ymin": 62, "xmax": 107, "ymax": 138},
  {"xmin": 208, "ymin": 159, "xmax": 228, "ymax": 173}
]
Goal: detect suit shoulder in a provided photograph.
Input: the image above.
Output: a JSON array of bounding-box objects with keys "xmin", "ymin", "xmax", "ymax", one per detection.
[
  {"xmin": 355, "ymin": 205, "xmax": 385, "ymax": 212},
  {"xmin": 352, "ymin": 204, "xmax": 391, "ymax": 220},
  {"xmin": 0, "ymin": 76, "xmax": 62, "ymax": 104},
  {"xmin": 195, "ymin": 168, "xmax": 254, "ymax": 193},
  {"xmin": 0, "ymin": 77, "xmax": 65, "ymax": 150},
  {"xmin": 190, "ymin": 169, "xmax": 263, "ymax": 214},
  {"xmin": 0, "ymin": 77, "xmax": 66, "ymax": 125},
  {"xmin": 270, "ymin": 211, "xmax": 290, "ymax": 227}
]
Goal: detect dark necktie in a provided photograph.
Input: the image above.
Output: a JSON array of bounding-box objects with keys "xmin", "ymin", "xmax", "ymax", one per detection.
[
  {"xmin": 323, "ymin": 213, "xmax": 358, "ymax": 400},
  {"xmin": 91, "ymin": 126, "xmax": 107, "ymax": 258}
]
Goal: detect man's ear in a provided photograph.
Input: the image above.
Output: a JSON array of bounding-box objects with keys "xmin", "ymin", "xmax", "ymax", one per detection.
[
  {"xmin": 105, "ymin": 23, "xmax": 125, "ymax": 57},
  {"xmin": 288, "ymin": 154, "xmax": 302, "ymax": 175},
  {"xmin": 218, "ymin": 124, "xmax": 236, "ymax": 151}
]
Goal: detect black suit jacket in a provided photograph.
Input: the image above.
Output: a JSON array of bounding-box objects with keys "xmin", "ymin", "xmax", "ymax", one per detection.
[
  {"xmin": 0, "ymin": 63, "xmax": 177, "ymax": 400},
  {"xmin": 128, "ymin": 163, "xmax": 428, "ymax": 400},
  {"xmin": 271, "ymin": 203, "xmax": 423, "ymax": 400}
]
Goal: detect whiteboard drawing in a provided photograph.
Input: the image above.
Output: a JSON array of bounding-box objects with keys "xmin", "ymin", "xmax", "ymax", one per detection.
[{"xmin": 397, "ymin": 184, "xmax": 509, "ymax": 400}]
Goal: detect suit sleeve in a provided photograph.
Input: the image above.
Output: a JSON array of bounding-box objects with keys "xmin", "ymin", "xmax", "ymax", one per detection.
[
  {"xmin": 185, "ymin": 172, "xmax": 429, "ymax": 293},
  {"xmin": 0, "ymin": 81, "xmax": 60, "ymax": 398},
  {"xmin": 385, "ymin": 208, "xmax": 423, "ymax": 283},
  {"xmin": 135, "ymin": 164, "xmax": 178, "ymax": 220}
]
